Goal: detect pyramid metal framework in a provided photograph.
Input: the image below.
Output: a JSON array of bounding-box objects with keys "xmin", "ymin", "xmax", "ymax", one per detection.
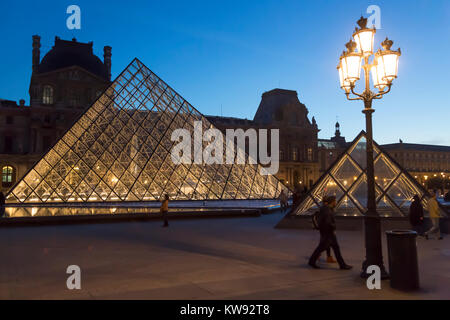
[
  {"xmin": 292, "ymin": 131, "xmax": 446, "ymax": 217},
  {"xmin": 6, "ymin": 58, "xmax": 286, "ymax": 204}
]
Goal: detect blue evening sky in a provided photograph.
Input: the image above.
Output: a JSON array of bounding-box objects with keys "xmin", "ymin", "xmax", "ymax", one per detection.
[{"xmin": 1, "ymin": 0, "xmax": 449, "ymax": 145}]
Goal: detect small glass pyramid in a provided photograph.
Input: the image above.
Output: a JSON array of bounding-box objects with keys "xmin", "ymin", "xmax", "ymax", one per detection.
[
  {"xmin": 291, "ymin": 131, "xmax": 443, "ymax": 217},
  {"xmin": 6, "ymin": 59, "xmax": 286, "ymax": 204}
]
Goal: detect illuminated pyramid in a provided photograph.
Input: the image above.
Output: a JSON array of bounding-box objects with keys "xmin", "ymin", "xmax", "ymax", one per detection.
[
  {"xmin": 291, "ymin": 131, "xmax": 445, "ymax": 217},
  {"xmin": 7, "ymin": 58, "xmax": 286, "ymax": 204}
]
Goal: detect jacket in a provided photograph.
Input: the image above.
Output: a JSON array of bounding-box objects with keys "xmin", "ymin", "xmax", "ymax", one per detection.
[
  {"xmin": 427, "ymin": 197, "xmax": 440, "ymax": 218},
  {"xmin": 160, "ymin": 199, "xmax": 169, "ymax": 212},
  {"xmin": 317, "ymin": 205, "xmax": 336, "ymax": 235},
  {"xmin": 409, "ymin": 200, "xmax": 424, "ymax": 226}
]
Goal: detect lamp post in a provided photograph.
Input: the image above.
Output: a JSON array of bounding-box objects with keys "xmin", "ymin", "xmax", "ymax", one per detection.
[{"xmin": 337, "ymin": 16, "xmax": 401, "ymax": 279}]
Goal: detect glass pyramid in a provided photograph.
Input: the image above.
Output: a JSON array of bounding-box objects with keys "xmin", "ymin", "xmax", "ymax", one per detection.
[
  {"xmin": 6, "ymin": 58, "xmax": 286, "ymax": 204},
  {"xmin": 291, "ymin": 131, "xmax": 445, "ymax": 217}
]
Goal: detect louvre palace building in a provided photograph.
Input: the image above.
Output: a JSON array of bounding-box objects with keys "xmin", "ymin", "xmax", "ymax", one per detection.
[{"xmin": 0, "ymin": 36, "xmax": 449, "ymax": 195}]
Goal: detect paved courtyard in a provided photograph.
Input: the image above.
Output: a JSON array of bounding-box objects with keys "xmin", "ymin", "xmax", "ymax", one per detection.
[{"xmin": 0, "ymin": 211, "xmax": 448, "ymax": 299}]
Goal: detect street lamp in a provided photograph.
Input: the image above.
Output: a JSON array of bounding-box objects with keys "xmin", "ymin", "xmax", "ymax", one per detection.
[{"xmin": 337, "ymin": 16, "xmax": 401, "ymax": 279}]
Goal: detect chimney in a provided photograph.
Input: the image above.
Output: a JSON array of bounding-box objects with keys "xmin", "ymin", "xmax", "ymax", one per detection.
[
  {"xmin": 32, "ymin": 35, "xmax": 41, "ymax": 73},
  {"xmin": 19, "ymin": 99, "xmax": 25, "ymax": 107},
  {"xmin": 103, "ymin": 46, "xmax": 112, "ymax": 81}
]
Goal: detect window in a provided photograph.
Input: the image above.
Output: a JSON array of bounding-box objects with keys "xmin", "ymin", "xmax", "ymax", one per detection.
[
  {"xmin": 307, "ymin": 147, "xmax": 313, "ymax": 161},
  {"xmin": 279, "ymin": 150, "xmax": 284, "ymax": 161},
  {"xmin": 292, "ymin": 147, "xmax": 298, "ymax": 161},
  {"xmin": 43, "ymin": 85, "xmax": 54, "ymax": 104},
  {"xmin": 2, "ymin": 166, "xmax": 14, "ymax": 186},
  {"xmin": 70, "ymin": 88, "xmax": 81, "ymax": 107}
]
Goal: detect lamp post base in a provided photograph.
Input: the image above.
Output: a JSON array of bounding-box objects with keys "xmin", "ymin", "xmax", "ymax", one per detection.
[{"xmin": 360, "ymin": 214, "xmax": 390, "ymax": 280}]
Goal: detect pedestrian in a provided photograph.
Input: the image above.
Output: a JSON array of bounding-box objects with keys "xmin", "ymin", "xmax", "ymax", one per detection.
[
  {"xmin": 424, "ymin": 190, "xmax": 442, "ymax": 240},
  {"xmin": 292, "ymin": 190, "xmax": 299, "ymax": 207},
  {"xmin": 160, "ymin": 194, "xmax": 169, "ymax": 227},
  {"xmin": 279, "ymin": 190, "xmax": 288, "ymax": 212},
  {"xmin": 308, "ymin": 195, "xmax": 352, "ymax": 270},
  {"xmin": 444, "ymin": 191, "xmax": 450, "ymax": 202},
  {"xmin": 311, "ymin": 198, "xmax": 337, "ymax": 264},
  {"xmin": 409, "ymin": 195, "xmax": 424, "ymax": 236},
  {"xmin": 0, "ymin": 191, "xmax": 5, "ymax": 217},
  {"xmin": 316, "ymin": 247, "xmax": 336, "ymax": 264}
]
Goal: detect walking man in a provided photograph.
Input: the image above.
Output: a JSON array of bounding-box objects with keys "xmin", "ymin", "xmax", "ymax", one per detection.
[
  {"xmin": 308, "ymin": 195, "xmax": 352, "ymax": 270},
  {"xmin": 279, "ymin": 190, "xmax": 288, "ymax": 212},
  {"xmin": 409, "ymin": 195, "xmax": 424, "ymax": 236},
  {"xmin": 160, "ymin": 194, "xmax": 169, "ymax": 227},
  {"xmin": 0, "ymin": 191, "xmax": 5, "ymax": 217},
  {"xmin": 425, "ymin": 190, "xmax": 442, "ymax": 240}
]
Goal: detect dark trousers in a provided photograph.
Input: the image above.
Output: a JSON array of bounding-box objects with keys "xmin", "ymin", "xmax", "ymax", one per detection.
[
  {"xmin": 411, "ymin": 223, "xmax": 424, "ymax": 236},
  {"xmin": 162, "ymin": 210, "xmax": 169, "ymax": 226},
  {"xmin": 309, "ymin": 232, "xmax": 346, "ymax": 267}
]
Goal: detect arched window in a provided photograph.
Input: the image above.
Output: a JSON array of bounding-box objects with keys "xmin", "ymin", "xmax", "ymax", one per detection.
[
  {"xmin": 2, "ymin": 166, "xmax": 15, "ymax": 187},
  {"xmin": 43, "ymin": 85, "xmax": 54, "ymax": 104}
]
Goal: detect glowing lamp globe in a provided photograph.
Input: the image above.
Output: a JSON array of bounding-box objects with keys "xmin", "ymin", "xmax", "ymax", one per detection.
[
  {"xmin": 370, "ymin": 61, "xmax": 388, "ymax": 91},
  {"xmin": 337, "ymin": 63, "xmax": 352, "ymax": 93},
  {"xmin": 377, "ymin": 38, "xmax": 401, "ymax": 82},
  {"xmin": 340, "ymin": 39, "xmax": 362, "ymax": 83}
]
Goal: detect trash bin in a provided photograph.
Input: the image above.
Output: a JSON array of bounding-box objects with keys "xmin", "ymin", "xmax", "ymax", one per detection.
[{"xmin": 385, "ymin": 230, "xmax": 419, "ymax": 291}]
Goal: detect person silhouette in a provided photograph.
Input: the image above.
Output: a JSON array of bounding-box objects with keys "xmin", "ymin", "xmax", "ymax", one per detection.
[
  {"xmin": 160, "ymin": 194, "xmax": 169, "ymax": 227},
  {"xmin": 308, "ymin": 195, "xmax": 352, "ymax": 270},
  {"xmin": 0, "ymin": 191, "xmax": 5, "ymax": 217}
]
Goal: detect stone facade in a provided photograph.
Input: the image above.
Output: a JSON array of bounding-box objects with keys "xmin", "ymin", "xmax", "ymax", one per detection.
[
  {"xmin": 0, "ymin": 36, "xmax": 111, "ymax": 193},
  {"xmin": 382, "ymin": 142, "xmax": 450, "ymax": 191},
  {"xmin": 207, "ymin": 89, "xmax": 320, "ymax": 190},
  {"xmin": 1, "ymin": 35, "xmax": 448, "ymax": 195},
  {"xmin": 318, "ymin": 122, "xmax": 348, "ymax": 174},
  {"xmin": 317, "ymin": 125, "xmax": 450, "ymax": 192}
]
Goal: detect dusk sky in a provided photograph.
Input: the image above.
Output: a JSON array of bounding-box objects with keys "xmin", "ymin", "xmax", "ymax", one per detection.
[{"xmin": 1, "ymin": 0, "xmax": 449, "ymax": 145}]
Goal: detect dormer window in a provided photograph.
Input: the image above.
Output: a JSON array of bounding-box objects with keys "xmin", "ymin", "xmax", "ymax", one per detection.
[{"xmin": 43, "ymin": 85, "xmax": 54, "ymax": 104}]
